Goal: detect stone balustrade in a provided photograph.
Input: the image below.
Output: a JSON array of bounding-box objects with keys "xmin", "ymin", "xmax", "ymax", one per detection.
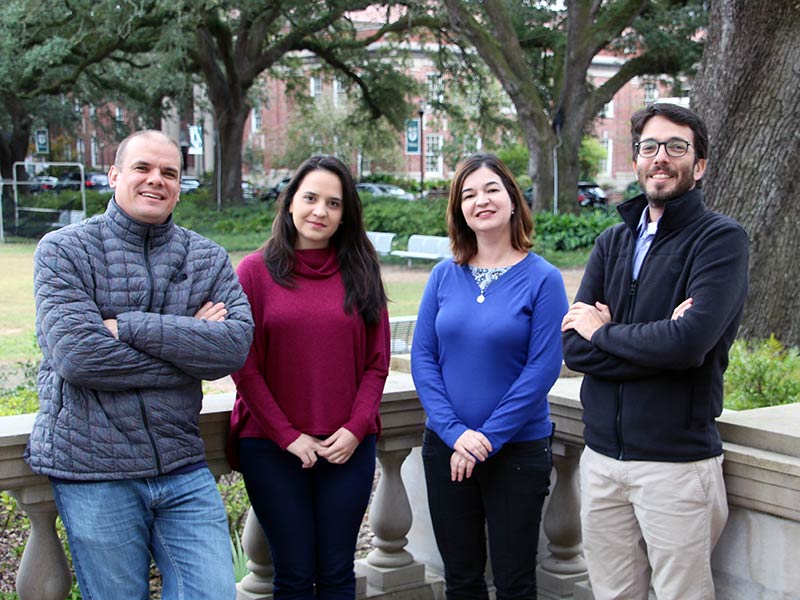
[{"xmin": 1, "ymin": 371, "xmax": 799, "ymax": 599}]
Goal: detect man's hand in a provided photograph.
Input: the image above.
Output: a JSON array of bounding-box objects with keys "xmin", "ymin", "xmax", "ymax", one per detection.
[
  {"xmin": 317, "ymin": 427, "xmax": 359, "ymax": 464},
  {"xmin": 286, "ymin": 433, "xmax": 323, "ymax": 469},
  {"xmin": 561, "ymin": 301, "xmax": 612, "ymax": 341},
  {"xmin": 454, "ymin": 429, "xmax": 493, "ymax": 463},
  {"xmin": 450, "ymin": 451, "xmax": 476, "ymax": 482},
  {"xmin": 103, "ymin": 319, "xmax": 119, "ymax": 339},
  {"xmin": 672, "ymin": 298, "xmax": 693, "ymax": 320},
  {"xmin": 194, "ymin": 301, "xmax": 227, "ymax": 321}
]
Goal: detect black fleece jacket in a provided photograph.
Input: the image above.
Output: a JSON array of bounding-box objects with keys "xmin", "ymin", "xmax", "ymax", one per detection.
[{"xmin": 563, "ymin": 189, "xmax": 749, "ymax": 461}]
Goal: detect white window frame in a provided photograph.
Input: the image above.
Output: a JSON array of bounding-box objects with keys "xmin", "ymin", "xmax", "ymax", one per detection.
[{"xmin": 425, "ymin": 134, "xmax": 443, "ymax": 176}]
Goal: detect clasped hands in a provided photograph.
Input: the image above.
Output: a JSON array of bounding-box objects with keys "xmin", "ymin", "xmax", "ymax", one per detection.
[
  {"xmin": 286, "ymin": 428, "xmax": 359, "ymax": 469},
  {"xmin": 103, "ymin": 301, "xmax": 228, "ymax": 339},
  {"xmin": 450, "ymin": 429, "xmax": 493, "ymax": 482}
]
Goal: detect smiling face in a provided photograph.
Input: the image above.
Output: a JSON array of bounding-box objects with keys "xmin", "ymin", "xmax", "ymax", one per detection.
[
  {"xmin": 108, "ymin": 133, "xmax": 181, "ymax": 225},
  {"xmin": 460, "ymin": 166, "xmax": 514, "ymax": 237},
  {"xmin": 634, "ymin": 115, "xmax": 707, "ymax": 208},
  {"xmin": 289, "ymin": 168, "xmax": 344, "ymax": 249}
]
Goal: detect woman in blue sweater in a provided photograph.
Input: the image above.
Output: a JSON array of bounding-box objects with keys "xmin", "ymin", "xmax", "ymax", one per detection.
[{"xmin": 411, "ymin": 154, "xmax": 568, "ymax": 600}]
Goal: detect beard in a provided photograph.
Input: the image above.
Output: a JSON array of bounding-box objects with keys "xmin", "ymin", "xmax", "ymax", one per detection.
[{"xmin": 636, "ymin": 163, "xmax": 697, "ymax": 208}]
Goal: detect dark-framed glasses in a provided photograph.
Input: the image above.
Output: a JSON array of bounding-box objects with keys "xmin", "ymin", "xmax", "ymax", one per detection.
[{"xmin": 635, "ymin": 138, "xmax": 692, "ymax": 158}]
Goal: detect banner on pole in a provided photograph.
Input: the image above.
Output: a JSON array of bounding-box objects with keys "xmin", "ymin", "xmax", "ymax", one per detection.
[
  {"xmin": 188, "ymin": 125, "xmax": 204, "ymax": 155},
  {"xmin": 35, "ymin": 129, "xmax": 49, "ymax": 155},
  {"xmin": 405, "ymin": 119, "xmax": 420, "ymax": 155}
]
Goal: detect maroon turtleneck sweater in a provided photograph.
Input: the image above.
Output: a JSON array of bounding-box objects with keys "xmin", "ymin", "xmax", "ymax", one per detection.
[{"xmin": 229, "ymin": 247, "xmax": 390, "ymax": 455}]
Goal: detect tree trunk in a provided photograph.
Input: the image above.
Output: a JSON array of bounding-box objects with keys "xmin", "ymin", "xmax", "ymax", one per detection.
[
  {"xmin": 692, "ymin": 0, "xmax": 800, "ymax": 347},
  {"xmin": 215, "ymin": 104, "xmax": 247, "ymax": 206},
  {"xmin": 0, "ymin": 98, "xmax": 33, "ymax": 181}
]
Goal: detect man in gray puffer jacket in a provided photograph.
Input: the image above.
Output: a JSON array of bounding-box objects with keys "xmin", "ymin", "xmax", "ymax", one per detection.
[{"xmin": 25, "ymin": 130, "xmax": 254, "ymax": 599}]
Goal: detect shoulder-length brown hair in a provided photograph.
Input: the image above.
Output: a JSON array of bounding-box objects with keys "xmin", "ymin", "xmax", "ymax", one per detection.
[
  {"xmin": 447, "ymin": 153, "xmax": 533, "ymax": 265},
  {"xmin": 262, "ymin": 155, "xmax": 387, "ymax": 326}
]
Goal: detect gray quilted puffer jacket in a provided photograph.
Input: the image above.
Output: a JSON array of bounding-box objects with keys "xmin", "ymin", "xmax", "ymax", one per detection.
[{"xmin": 25, "ymin": 199, "xmax": 254, "ymax": 480}]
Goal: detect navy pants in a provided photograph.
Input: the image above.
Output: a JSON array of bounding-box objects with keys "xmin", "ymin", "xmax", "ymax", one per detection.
[
  {"xmin": 422, "ymin": 429, "xmax": 552, "ymax": 600},
  {"xmin": 239, "ymin": 435, "xmax": 376, "ymax": 600}
]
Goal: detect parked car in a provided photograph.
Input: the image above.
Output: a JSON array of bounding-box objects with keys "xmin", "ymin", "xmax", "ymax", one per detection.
[
  {"xmin": 86, "ymin": 172, "xmax": 110, "ymax": 192},
  {"xmin": 577, "ymin": 181, "xmax": 607, "ymax": 208},
  {"xmin": 377, "ymin": 184, "xmax": 415, "ymax": 201},
  {"xmin": 180, "ymin": 176, "xmax": 202, "ymax": 194},
  {"xmin": 260, "ymin": 176, "xmax": 291, "ymax": 202},
  {"xmin": 522, "ymin": 182, "xmax": 608, "ymax": 209},
  {"xmin": 356, "ymin": 183, "xmax": 415, "ymax": 200},
  {"xmin": 58, "ymin": 171, "xmax": 111, "ymax": 192},
  {"xmin": 30, "ymin": 175, "xmax": 59, "ymax": 193}
]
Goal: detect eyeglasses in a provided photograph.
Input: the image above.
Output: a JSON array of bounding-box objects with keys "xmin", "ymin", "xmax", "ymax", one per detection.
[{"xmin": 635, "ymin": 138, "xmax": 692, "ymax": 158}]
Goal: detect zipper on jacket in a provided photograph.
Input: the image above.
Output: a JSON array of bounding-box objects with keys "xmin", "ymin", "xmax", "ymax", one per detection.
[
  {"xmin": 143, "ymin": 227, "xmax": 156, "ymax": 312},
  {"xmin": 140, "ymin": 228, "xmax": 161, "ymax": 473},
  {"xmin": 137, "ymin": 390, "xmax": 163, "ymax": 474},
  {"xmin": 616, "ymin": 279, "xmax": 639, "ymax": 459}
]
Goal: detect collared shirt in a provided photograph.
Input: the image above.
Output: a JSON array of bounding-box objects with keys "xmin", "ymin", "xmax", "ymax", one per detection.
[{"xmin": 632, "ymin": 206, "xmax": 658, "ymax": 280}]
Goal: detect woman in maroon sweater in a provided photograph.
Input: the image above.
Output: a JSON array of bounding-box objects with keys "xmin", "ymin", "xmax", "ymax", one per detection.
[{"xmin": 229, "ymin": 156, "xmax": 390, "ymax": 600}]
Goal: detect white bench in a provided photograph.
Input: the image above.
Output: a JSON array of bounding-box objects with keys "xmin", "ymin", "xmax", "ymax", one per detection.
[
  {"xmin": 391, "ymin": 234, "xmax": 452, "ymax": 266},
  {"xmin": 50, "ymin": 209, "xmax": 86, "ymax": 229},
  {"xmin": 366, "ymin": 231, "xmax": 396, "ymax": 255}
]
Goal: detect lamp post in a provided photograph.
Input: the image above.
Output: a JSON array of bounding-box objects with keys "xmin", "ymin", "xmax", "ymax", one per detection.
[{"xmin": 418, "ymin": 103, "xmax": 425, "ymax": 200}]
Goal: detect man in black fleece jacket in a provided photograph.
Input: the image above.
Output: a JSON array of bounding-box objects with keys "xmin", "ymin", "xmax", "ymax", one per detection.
[{"xmin": 562, "ymin": 103, "xmax": 748, "ymax": 600}]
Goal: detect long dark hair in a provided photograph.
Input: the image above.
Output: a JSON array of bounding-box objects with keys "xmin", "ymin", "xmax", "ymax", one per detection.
[
  {"xmin": 262, "ymin": 155, "xmax": 387, "ymax": 325},
  {"xmin": 447, "ymin": 153, "xmax": 533, "ymax": 265}
]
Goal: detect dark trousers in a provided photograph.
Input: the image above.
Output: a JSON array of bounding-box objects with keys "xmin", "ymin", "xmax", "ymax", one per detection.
[
  {"xmin": 422, "ymin": 429, "xmax": 552, "ymax": 600},
  {"xmin": 239, "ymin": 435, "xmax": 376, "ymax": 600}
]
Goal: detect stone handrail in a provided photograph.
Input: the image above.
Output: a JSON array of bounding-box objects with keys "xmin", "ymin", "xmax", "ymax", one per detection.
[{"xmin": 2, "ymin": 371, "xmax": 799, "ymax": 599}]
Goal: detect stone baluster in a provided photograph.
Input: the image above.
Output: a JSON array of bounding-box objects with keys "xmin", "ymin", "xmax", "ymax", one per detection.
[
  {"xmin": 11, "ymin": 486, "xmax": 72, "ymax": 600},
  {"xmin": 355, "ymin": 446, "xmax": 427, "ymax": 592},
  {"xmin": 237, "ymin": 507, "xmax": 274, "ymax": 599},
  {"xmin": 537, "ymin": 441, "xmax": 588, "ymax": 598}
]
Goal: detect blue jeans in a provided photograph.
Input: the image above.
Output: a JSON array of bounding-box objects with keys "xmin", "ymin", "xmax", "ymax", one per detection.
[
  {"xmin": 50, "ymin": 467, "xmax": 236, "ymax": 600},
  {"xmin": 422, "ymin": 429, "xmax": 552, "ymax": 600},
  {"xmin": 238, "ymin": 435, "xmax": 376, "ymax": 600}
]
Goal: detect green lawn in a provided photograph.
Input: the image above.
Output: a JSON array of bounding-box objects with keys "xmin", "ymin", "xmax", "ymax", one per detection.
[{"xmin": 0, "ymin": 241, "xmax": 38, "ymax": 365}]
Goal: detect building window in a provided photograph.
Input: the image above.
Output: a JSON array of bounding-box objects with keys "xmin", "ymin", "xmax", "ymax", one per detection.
[
  {"xmin": 427, "ymin": 73, "xmax": 444, "ymax": 104},
  {"xmin": 91, "ymin": 137, "xmax": 99, "ymax": 168},
  {"xmin": 425, "ymin": 134, "xmax": 443, "ymax": 175},
  {"xmin": 251, "ymin": 104, "xmax": 262, "ymax": 132},
  {"xmin": 115, "ymin": 107, "xmax": 124, "ymax": 122},
  {"xmin": 333, "ymin": 77, "xmax": 347, "ymax": 108},
  {"xmin": 310, "ymin": 76, "xmax": 322, "ymax": 101},
  {"xmin": 644, "ymin": 81, "xmax": 658, "ymax": 105},
  {"xmin": 77, "ymin": 138, "xmax": 85, "ymax": 162},
  {"xmin": 599, "ymin": 134, "xmax": 613, "ymax": 176},
  {"xmin": 600, "ymin": 100, "xmax": 614, "ymax": 119}
]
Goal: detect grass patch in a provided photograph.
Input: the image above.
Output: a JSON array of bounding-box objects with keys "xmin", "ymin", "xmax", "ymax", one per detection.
[{"xmin": 0, "ymin": 242, "xmax": 37, "ymax": 364}]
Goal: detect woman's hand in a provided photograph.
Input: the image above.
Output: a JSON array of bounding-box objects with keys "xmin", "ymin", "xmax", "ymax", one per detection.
[
  {"xmin": 454, "ymin": 429, "xmax": 493, "ymax": 463},
  {"xmin": 287, "ymin": 433, "xmax": 323, "ymax": 468},
  {"xmin": 450, "ymin": 451, "xmax": 476, "ymax": 482},
  {"xmin": 317, "ymin": 427, "xmax": 359, "ymax": 464}
]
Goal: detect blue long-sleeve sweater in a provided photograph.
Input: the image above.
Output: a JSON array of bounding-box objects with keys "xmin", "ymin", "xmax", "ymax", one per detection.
[{"xmin": 411, "ymin": 253, "xmax": 568, "ymax": 453}]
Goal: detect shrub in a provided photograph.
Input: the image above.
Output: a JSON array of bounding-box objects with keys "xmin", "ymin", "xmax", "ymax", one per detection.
[
  {"xmin": 724, "ymin": 335, "xmax": 800, "ymax": 410},
  {"xmin": 533, "ymin": 210, "xmax": 620, "ymax": 252},
  {"xmin": 362, "ymin": 197, "xmax": 449, "ymax": 247}
]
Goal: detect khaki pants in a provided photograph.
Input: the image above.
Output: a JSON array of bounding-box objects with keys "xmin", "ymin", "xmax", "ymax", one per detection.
[{"xmin": 580, "ymin": 447, "xmax": 728, "ymax": 600}]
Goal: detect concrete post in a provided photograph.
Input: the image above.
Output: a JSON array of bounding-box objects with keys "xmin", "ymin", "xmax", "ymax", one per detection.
[
  {"xmin": 537, "ymin": 442, "xmax": 588, "ymax": 598},
  {"xmin": 355, "ymin": 446, "xmax": 428, "ymax": 592},
  {"xmin": 237, "ymin": 507, "xmax": 273, "ymax": 600},
  {"xmin": 11, "ymin": 486, "xmax": 71, "ymax": 600}
]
